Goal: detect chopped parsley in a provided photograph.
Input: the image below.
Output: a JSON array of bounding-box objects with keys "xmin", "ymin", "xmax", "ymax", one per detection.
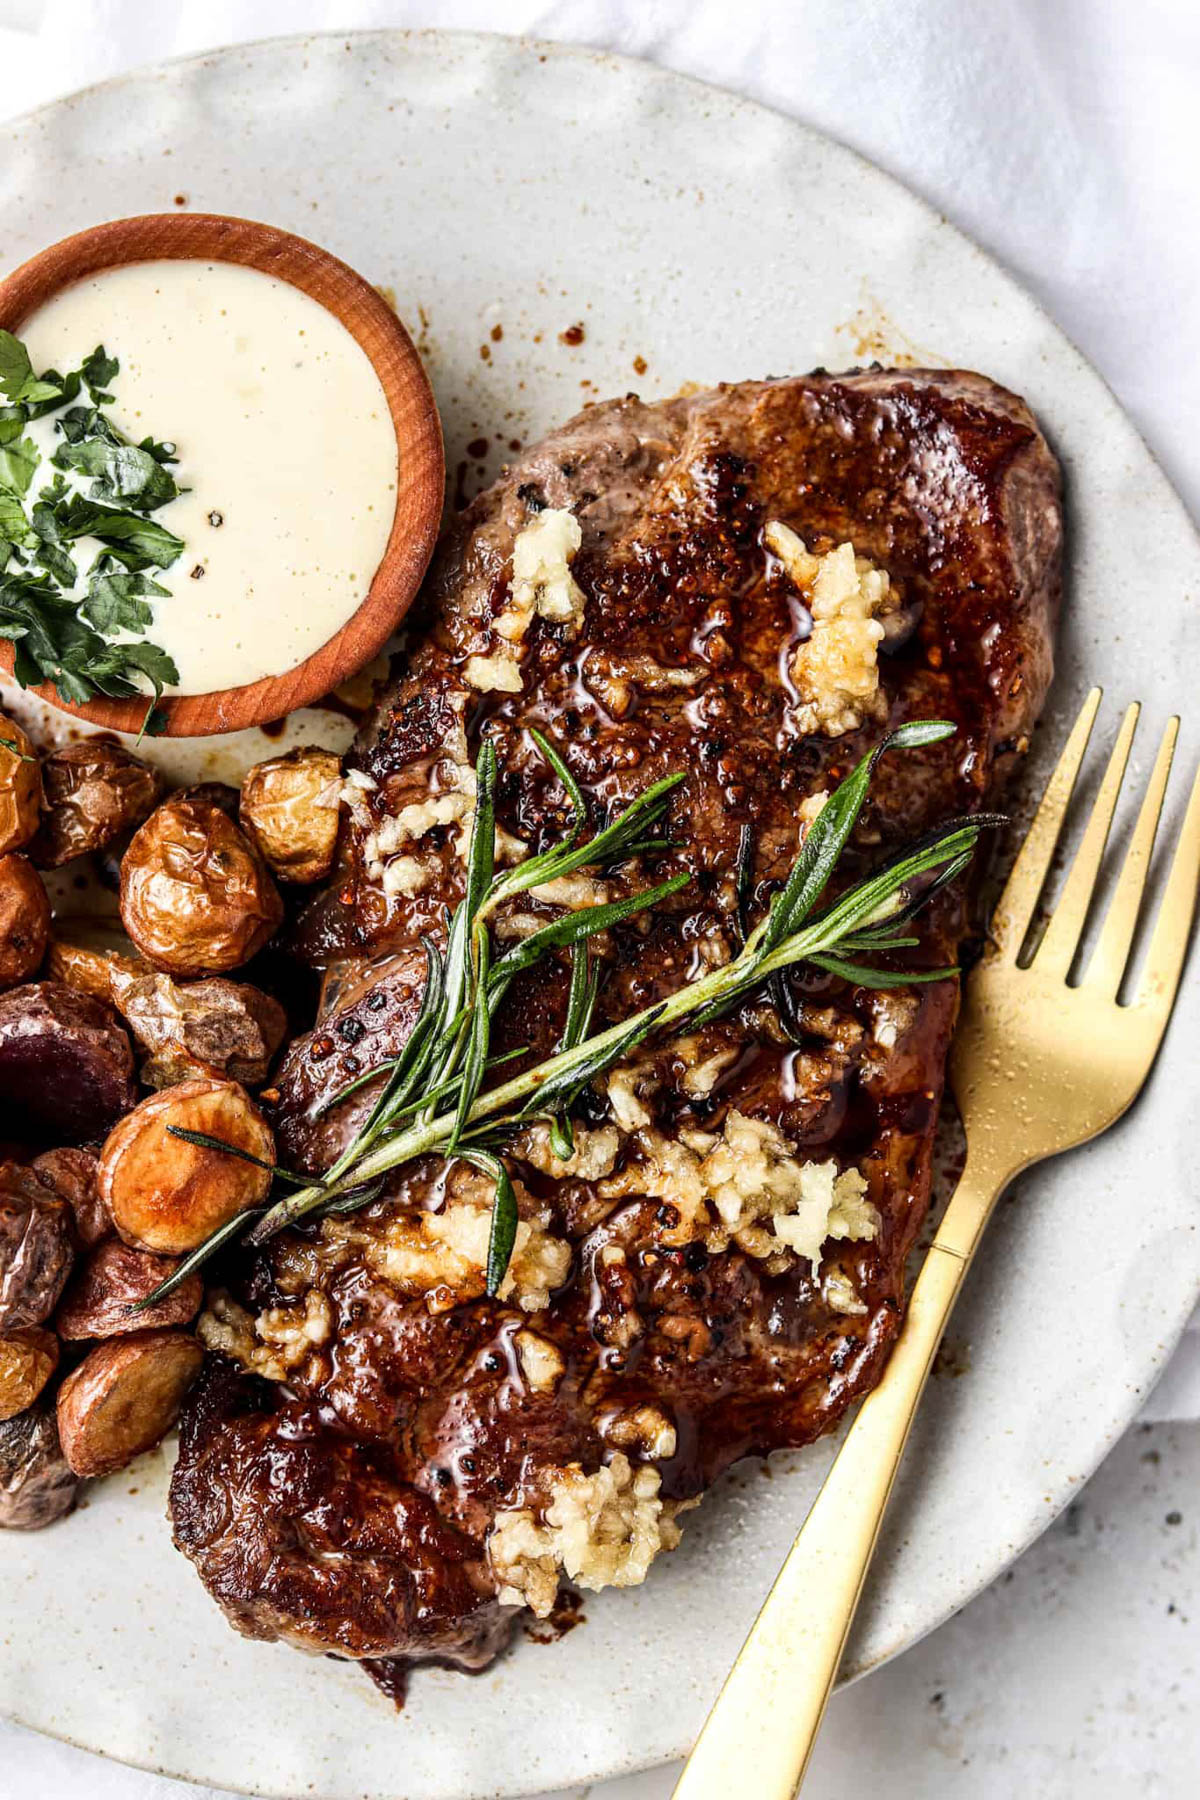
[{"xmin": 0, "ymin": 327, "xmax": 184, "ymax": 726}]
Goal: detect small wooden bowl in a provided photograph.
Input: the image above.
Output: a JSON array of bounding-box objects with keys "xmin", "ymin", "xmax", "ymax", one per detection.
[{"xmin": 0, "ymin": 213, "xmax": 444, "ymax": 737}]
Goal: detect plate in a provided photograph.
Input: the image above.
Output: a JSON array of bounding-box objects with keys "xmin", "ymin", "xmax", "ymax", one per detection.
[{"xmin": 1, "ymin": 30, "xmax": 1197, "ymax": 1800}]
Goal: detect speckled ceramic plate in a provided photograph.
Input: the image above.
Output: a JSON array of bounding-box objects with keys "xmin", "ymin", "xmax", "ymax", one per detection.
[{"xmin": 0, "ymin": 29, "xmax": 1196, "ymax": 1800}]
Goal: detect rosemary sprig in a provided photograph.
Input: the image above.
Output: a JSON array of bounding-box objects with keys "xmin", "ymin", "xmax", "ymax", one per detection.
[{"xmin": 139, "ymin": 719, "xmax": 999, "ymax": 1310}]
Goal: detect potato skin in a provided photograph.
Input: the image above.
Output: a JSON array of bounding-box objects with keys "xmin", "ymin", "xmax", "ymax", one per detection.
[
  {"xmin": 28, "ymin": 740, "xmax": 164, "ymax": 869},
  {"xmin": 55, "ymin": 1238, "xmax": 202, "ymax": 1339},
  {"xmin": 117, "ymin": 973, "xmax": 286, "ymax": 1090},
  {"xmin": 46, "ymin": 916, "xmax": 148, "ymax": 1007},
  {"xmin": 55, "ymin": 1324, "xmax": 204, "ymax": 1476},
  {"xmin": 0, "ymin": 854, "xmax": 50, "ymax": 987},
  {"xmin": 0, "ymin": 1167, "xmax": 74, "ymax": 1332},
  {"xmin": 0, "ymin": 715, "xmax": 42, "ymax": 856},
  {"xmin": 56, "ymin": 1328, "xmax": 203, "ymax": 1477},
  {"xmin": 31, "ymin": 1147, "xmax": 109, "ymax": 1247},
  {"xmin": 99, "ymin": 1077, "xmax": 274, "ymax": 1254},
  {"xmin": 0, "ymin": 1326, "xmax": 59, "ymax": 1420},
  {"xmin": 0, "ymin": 1401, "xmax": 78, "ymax": 1528},
  {"xmin": 240, "ymin": 747, "xmax": 341, "ymax": 884},
  {"xmin": 176, "ymin": 781, "xmax": 240, "ymax": 819},
  {"xmin": 0, "ymin": 981, "xmax": 138, "ymax": 1144},
  {"xmin": 119, "ymin": 797, "xmax": 284, "ymax": 978}
]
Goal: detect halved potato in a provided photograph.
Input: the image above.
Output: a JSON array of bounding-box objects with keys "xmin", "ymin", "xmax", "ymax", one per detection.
[
  {"xmin": 239, "ymin": 746, "xmax": 341, "ymax": 884},
  {"xmin": 0, "ymin": 1326, "xmax": 59, "ymax": 1421},
  {"xmin": 56, "ymin": 1328, "xmax": 203, "ymax": 1477},
  {"xmin": 98, "ymin": 1077, "xmax": 274, "ymax": 1253},
  {"xmin": 55, "ymin": 1239, "xmax": 202, "ymax": 1339},
  {"xmin": 0, "ymin": 853, "xmax": 50, "ymax": 988},
  {"xmin": 0, "ymin": 715, "xmax": 42, "ymax": 856},
  {"xmin": 0, "ymin": 981, "xmax": 138, "ymax": 1144}
]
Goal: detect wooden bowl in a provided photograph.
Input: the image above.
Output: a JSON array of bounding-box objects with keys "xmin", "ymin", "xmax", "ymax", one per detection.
[{"xmin": 0, "ymin": 213, "xmax": 444, "ymax": 737}]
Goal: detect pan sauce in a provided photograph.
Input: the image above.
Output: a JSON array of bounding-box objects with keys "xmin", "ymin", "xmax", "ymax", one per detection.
[{"xmin": 19, "ymin": 260, "xmax": 397, "ymax": 695}]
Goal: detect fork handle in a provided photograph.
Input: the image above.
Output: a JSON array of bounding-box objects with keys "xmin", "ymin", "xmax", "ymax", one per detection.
[{"xmin": 672, "ymin": 1225, "xmax": 980, "ymax": 1799}]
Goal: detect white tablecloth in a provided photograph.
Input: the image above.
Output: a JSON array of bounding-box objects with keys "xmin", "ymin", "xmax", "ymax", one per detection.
[{"xmin": 0, "ymin": 3, "xmax": 1196, "ymax": 1796}]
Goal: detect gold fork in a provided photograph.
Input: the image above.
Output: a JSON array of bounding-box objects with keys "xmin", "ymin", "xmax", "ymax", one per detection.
[{"xmin": 673, "ymin": 689, "xmax": 1200, "ymax": 1799}]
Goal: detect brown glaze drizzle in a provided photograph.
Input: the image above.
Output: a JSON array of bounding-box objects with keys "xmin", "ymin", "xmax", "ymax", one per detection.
[{"xmin": 170, "ymin": 370, "xmax": 1061, "ymax": 1684}]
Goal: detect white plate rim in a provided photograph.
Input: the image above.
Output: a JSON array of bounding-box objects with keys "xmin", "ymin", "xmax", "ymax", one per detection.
[{"xmin": 0, "ymin": 27, "xmax": 1195, "ymax": 1800}]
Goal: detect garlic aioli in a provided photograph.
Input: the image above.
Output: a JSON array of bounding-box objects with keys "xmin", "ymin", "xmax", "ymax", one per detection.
[{"xmin": 18, "ymin": 260, "xmax": 397, "ymax": 694}]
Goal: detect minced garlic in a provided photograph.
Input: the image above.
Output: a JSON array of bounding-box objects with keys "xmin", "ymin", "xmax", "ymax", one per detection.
[
  {"xmin": 598, "ymin": 1105, "xmax": 878, "ymax": 1272},
  {"xmin": 198, "ymin": 1289, "xmax": 332, "ymax": 1382},
  {"xmin": 766, "ymin": 521, "xmax": 897, "ymax": 737},
  {"xmin": 463, "ymin": 507, "xmax": 588, "ymax": 694},
  {"xmin": 488, "ymin": 1453, "xmax": 689, "ymax": 1617},
  {"xmin": 823, "ymin": 1268, "xmax": 869, "ymax": 1316},
  {"xmin": 371, "ymin": 1190, "xmax": 570, "ymax": 1315}
]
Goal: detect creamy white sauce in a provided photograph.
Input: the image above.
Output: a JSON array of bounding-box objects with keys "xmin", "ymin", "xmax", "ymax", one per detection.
[{"xmin": 18, "ymin": 260, "xmax": 397, "ymax": 694}]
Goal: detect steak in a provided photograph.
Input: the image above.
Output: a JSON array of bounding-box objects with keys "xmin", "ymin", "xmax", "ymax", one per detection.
[{"xmin": 169, "ymin": 371, "xmax": 1061, "ymax": 1684}]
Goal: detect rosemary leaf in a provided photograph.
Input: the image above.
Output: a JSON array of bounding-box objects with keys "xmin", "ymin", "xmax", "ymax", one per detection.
[
  {"xmin": 758, "ymin": 720, "xmax": 956, "ymax": 955},
  {"xmin": 489, "ymin": 769, "xmax": 684, "ymax": 908},
  {"xmin": 733, "ymin": 819, "xmax": 755, "ymax": 945},
  {"xmin": 164, "ymin": 1126, "xmax": 313, "ymax": 1186},
  {"xmin": 488, "ymin": 871, "xmax": 688, "ymax": 1001},
  {"xmin": 127, "ymin": 1205, "xmax": 261, "ymax": 1311},
  {"xmin": 449, "ymin": 920, "xmax": 493, "ymax": 1153},
  {"xmin": 548, "ymin": 943, "xmax": 602, "ymax": 1157},
  {"xmin": 320, "ymin": 1177, "xmax": 389, "ymax": 1217},
  {"xmin": 807, "ymin": 953, "xmax": 961, "ymax": 987},
  {"xmin": 453, "ymin": 1146, "xmax": 519, "ymax": 1298},
  {"xmin": 528, "ymin": 726, "xmax": 586, "ymax": 844},
  {"xmin": 320, "ymin": 937, "xmax": 445, "ymax": 1165},
  {"xmin": 518, "ymin": 1005, "xmax": 667, "ymax": 1121}
]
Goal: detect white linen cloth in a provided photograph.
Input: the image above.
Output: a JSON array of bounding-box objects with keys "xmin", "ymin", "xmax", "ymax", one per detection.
[{"xmin": 0, "ymin": 4, "xmax": 1196, "ymax": 1796}]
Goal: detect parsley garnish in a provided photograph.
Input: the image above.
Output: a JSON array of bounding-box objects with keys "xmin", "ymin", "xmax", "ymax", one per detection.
[{"xmin": 0, "ymin": 327, "xmax": 183, "ymax": 715}]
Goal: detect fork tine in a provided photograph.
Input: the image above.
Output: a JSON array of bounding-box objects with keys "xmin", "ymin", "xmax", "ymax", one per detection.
[
  {"xmin": 1032, "ymin": 702, "xmax": 1139, "ymax": 979},
  {"xmin": 989, "ymin": 687, "xmax": 1101, "ymax": 961},
  {"xmin": 1133, "ymin": 757, "xmax": 1200, "ymax": 1020},
  {"xmin": 1083, "ymin": 717, "xmax": 1178, "ymax": 995}
]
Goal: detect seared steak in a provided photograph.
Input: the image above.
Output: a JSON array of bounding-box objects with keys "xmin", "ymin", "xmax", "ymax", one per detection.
[{"xmin": 170, "ymin": 371, "xmax": 1061, "ymax": 1682}]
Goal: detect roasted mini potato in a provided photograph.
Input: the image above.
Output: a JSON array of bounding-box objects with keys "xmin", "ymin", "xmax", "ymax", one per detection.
[
  {"xmin": 0, "ymin": 853, "xmax": 50, "ymax": 987},
  {"xmin": 0, "ymin": 1166, "xmax": 74, "ymax": 1332},
  {"xmin": 0, "ymin": 714, "xmax": 42, "ymax": 856},
  {"xmin": 46, "ymin": 915, "xmax": 148, "ymax": 1007},
  {"xmin": 240, "ymin": 746, "xmax": 342, "ymax": 884},
  {"xmin": 55, "ymin": 1239, "xmax": 202, "ymax": 1339},
  {"xmin": 98, "ymin": 1077, "xmax": 274, "ymax": 1254},
  {"xmin": 0, "ymin": 982, "xmax": 138, "ymax": 1143},
  {"xmin": 31, "ymin": 1147, "xmax": 109, "ymax": 1247},
  {"xmin": 56, "ymin": 1328, "xmax": 203, "ymax": 1477},
  {"xmin": 0, "ymin": 1401, "xmax": 78, "ymax": 1528},
  {"xmin": 0, "ymin": 1326, "xmax": 59, "ymax": 1420},
  {"xmin": 117, "ymin": 973, "xmax": 287, "ymax": 1090},
  {"xmin": 28, "ymin": 740, "xmax": 164, "ymax": 869},
  {"xmin": 119, "ymin": 796, "xmax": 284, "ymax": 977}
]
